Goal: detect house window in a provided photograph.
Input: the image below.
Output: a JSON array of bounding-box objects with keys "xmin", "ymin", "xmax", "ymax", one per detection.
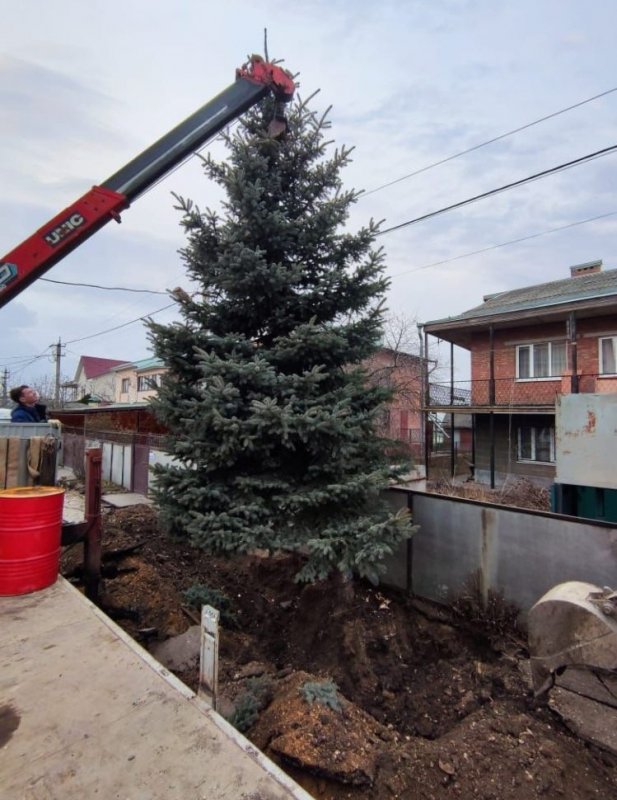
[
  {"xmin": 121, "ymin": 378, "xmax": 130, "ymax": 393},
  {"xmin": 137, "ymin": 374, "xmax": 162, "ymax": 392},
  {"xmin": 599, "ymin": 336, "xmax": 617, "ymax": 375},
  {"xmin": 517, "ymin": 426, "xmax": 554, "ymax": 463},
  {"xmin": 517, "ymin": 342, "xmax": 566, "ymax": 379}
]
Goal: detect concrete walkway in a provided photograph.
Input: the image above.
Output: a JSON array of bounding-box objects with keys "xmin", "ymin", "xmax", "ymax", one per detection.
[{"xmin": 0, "ymin": 578, "xmax": 312, "ymax": 800}]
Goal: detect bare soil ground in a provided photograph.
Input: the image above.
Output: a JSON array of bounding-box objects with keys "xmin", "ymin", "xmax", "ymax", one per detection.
[{"xmin": 61, "ymin": 504, "xmax": 616, "ymax": 800}]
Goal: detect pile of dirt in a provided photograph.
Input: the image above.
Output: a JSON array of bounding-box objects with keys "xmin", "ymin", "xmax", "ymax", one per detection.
[{"xmin": 61, "ymin": 505, "xmax": 617, "ymax": 800}]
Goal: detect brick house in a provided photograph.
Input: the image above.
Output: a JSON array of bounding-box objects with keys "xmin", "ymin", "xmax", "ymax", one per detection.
[
  {"xmin": 112, "ymin": 347, "xmax": 429, "ymax": 456},
  {"xmin": 64, "ymin": 348, "xmax": 428, "ymax": 458},
  {"xmin": 363, "ymin": 347, "xmax": 426, "ymax": 457},
  {"xmin": 422, "ymin": 260, "xmax": 617, "ymax": 487}
]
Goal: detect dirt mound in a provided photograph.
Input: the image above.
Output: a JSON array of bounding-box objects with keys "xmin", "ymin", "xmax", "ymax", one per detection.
[
  {"xmin": 61, "ymin": 505, "xmax": 617, "ymax": 800},
  {"xmin": 251, "ymin": 671, "xmax": 385, "ymax": 787}
]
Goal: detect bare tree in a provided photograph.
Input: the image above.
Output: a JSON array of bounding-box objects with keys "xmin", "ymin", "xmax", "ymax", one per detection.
[
  {"xmin": 27, "ymin": 373, "xmax": 74, "ymax": 407},
  {"xmin": 359, "ymin": 314, "xmax": 434, "ymax": 457}
]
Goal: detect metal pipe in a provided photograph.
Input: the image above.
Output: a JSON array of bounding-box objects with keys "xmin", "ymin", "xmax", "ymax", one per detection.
[
  {"xmin": 568, "ymin": 312, "xmax": 579, "ymax": 393},
  {"xmin": 417, "ymin": 324, "xmax": 425, "ymax": 467},
  {"xmin": 84, "ymin": 447, "xmax": 103, "ymax": 603},
  {"xmin": 424, "ymin": 329, "xmax": 430, "ymax": 479},
  {"xmin": 450, "ymin": 342, "xmax": 455, "ymax": 478}
]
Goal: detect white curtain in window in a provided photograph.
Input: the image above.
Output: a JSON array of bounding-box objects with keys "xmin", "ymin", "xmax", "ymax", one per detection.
[
  {"xmin": 551, "ymin": 342, "xmax": 566, "ymax": 376},
  {"xmin": 602, "ymin": 338, "xmax": 616, "ymax": 374},
  {"xmin": 534, "ymin": 343, "xmax": 549, "ymax": 377},
  {"xmin": 518, "ymin": 427, "xmax": 533, "ymax": 459},
  {"xmin": 518, "ymin": 346, "xmax": 530, "ymax": 378},
  {"xmin": 536, "ymin": 427, "xmax": 553, "ymax": 462}
]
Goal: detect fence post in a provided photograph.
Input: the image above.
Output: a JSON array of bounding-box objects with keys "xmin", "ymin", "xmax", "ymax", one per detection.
[{"xmin": 83, "ymin": 447, "xmax": 102, "ymax": 603}]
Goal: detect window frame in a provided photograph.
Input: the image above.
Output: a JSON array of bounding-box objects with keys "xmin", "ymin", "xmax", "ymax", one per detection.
[
  {"xmin": 599, "ymin": 336, "xmax": 617, "ymax": 376},
  {"xmin": 137, "ymin": 374, "xmax": 162, "ymax": 392},
  {"xmin": 120, "ymin": 377, "xmax": 130, "ymax": 394},
  {"xmin": 517, "ymin": 425, "xmax": 555, "ymax": 463},
  {"xmin": 516, "ymin": 341, "xmax": 566, "ymax": 381}
]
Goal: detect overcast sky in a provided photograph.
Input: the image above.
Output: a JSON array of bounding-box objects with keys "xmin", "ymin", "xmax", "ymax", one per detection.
[{"xmin": 2, "ymin": 0, "xmax": 617, "ymax": 391}]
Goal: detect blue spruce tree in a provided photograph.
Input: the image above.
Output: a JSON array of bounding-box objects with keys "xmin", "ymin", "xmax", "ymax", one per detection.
[{"xmin": 148, "ymin": 88, "xmax": 412, "ymax": 583}]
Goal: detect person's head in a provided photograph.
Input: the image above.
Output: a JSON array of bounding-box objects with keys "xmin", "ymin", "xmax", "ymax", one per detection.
[{"xmin": 9, "ymin": 385, "xmax": 38, "ymax": 406}]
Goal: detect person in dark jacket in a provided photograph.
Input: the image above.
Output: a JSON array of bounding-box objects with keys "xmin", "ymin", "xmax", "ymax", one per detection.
[{"xmin": 9, "ymin": 385, "xmax": 48, "ymax": 422}]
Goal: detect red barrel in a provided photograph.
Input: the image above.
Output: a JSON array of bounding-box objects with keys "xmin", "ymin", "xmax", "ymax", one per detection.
[{"xmin": 0, "ymin": 486, "xmax": 65, "ymax": 596}]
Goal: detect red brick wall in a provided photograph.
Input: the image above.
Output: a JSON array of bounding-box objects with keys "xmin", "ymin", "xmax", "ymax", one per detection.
[
  {"xmin": 469, "ymin": 315, "xmax": 617, "ymax": 405},
  {"xmin": 363, "ymin": 349, "xmax": 424, "ymax": 448}
]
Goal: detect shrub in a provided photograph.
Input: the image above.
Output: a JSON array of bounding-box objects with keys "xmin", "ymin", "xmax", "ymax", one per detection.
[
  {"xmin": 227, "ymin": 676, "xmax": 273, "ymax": 732},
  {"xmin": 299, "ymin": 679, "xmax": 342, "ymax": 713},
  {"xmin": 182, "ymin": 583, "xmax": 237, "ymax": 627}
]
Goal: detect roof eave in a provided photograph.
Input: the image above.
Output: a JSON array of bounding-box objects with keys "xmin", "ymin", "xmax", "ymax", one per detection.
[{"xmin": 424, "ymin": 293, "xmax": 617, "ymax": 348}]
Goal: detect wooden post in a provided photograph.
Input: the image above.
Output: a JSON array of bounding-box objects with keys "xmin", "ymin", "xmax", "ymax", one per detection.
[
  {"xmin": 83, "ymin": 447, "xmax": 102, "ymax": 603},
  {"xmin": 199, "ymin": 605, "xmax": 220, "ymax": 709}
]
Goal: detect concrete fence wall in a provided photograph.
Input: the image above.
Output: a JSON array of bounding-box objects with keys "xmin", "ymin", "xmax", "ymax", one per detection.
[{"xmin": 383, "ymin": 488, "xmax": 617, "ymax": 612}]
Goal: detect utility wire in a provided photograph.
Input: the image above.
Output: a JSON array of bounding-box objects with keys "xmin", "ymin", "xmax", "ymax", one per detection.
[
  {"xmin": 40, "ymin": 277, "xmax": 168, "ymax": 295},
  {"xmin": 0, "ymin": 353, "xmax": 45, "ymax": 363},
  {"xmin": 363, "ymin": 86, "xmax": 617, "ymax": 197},
  {"xmin": 390, "ymin": 210, "xmax": 617, "ymax": 277},
  {"xmin": 64, "ymin": 302, "xmax": 176, "ymax": 346},
  {"xmin": 33, "ymin": 124, "xmax": 240, "ymax": 298},
  {"xmin": 6, "ymin": 350, "xmax": 51, "ymax": 379},
  {"xmin": 377, "ymin": 143, "xmax": 617, "ymax": 237}
]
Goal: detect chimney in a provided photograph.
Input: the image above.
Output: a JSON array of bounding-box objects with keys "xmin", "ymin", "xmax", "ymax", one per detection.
[{"xmin": 570, "ymin": 259, "xmax": 602, "ymax": 278}]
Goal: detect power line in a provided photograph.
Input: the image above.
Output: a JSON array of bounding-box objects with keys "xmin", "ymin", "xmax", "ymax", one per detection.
[
  {"xmin": 0, "ymin": 353, "xmax": 46, "ymax": 363},
  {"xmin": 64, "ymin": 302, "xmax": 176, "ymax": 345},
  {"xmin": 390, "ymin": 210, "xmax": 617, "ymax": 278},
  {"xmin": 40, "ymin": 277, "xmax": 168, "ymax": 295},
  {"xmin": 363, "ymin": 85, "xmax": 617, "ymax": 197},
  {"xmin": 377, "ymin": 143, "xmax": 617, "ymax": 237},
  {"xmin": 6, "ymin": 351, "xmax": 51, "ymax": 380},
  {"xmin": 0, "ymin": 347, "xmax": 53, "ymax": 367}
]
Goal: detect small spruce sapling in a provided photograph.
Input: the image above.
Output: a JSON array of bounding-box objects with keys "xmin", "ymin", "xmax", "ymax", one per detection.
[{"xmin": 299, "ymin": 679, "xmax": 342, "ymax": 713}]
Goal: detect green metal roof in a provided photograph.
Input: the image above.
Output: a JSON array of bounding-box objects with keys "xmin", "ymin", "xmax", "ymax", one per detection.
[
  {"xmin": 132, "ymin": 357, "xmax": 164, "ymax": 371},
  {"xmin": 425, "ymin": 266, "xmax": 617, "ymax": 328}
]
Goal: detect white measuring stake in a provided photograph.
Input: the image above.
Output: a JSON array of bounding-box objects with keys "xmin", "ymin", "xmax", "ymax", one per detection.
[{"xmin": 199, "ymin": 604, "xmax": 220, "ymax": 709}]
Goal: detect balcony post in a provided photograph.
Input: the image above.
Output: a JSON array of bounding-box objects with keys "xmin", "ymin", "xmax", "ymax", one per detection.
[
  {"xmin": 417, "ymin": 324, "xmax": 426, "ymax": 467},
  {"xmin": 489, "ymin": 325, "xmax": 495, "ymax": 405},
  {"xmin": 488, "ymin": 325, "xmax": 496, "ymax": 487},
  {"xmin": 450, "ymin": 342, "xmax": 455, "ymax": 478},
  {"xmin": 568, "ymin": 312, "xmax": 579, "ymax": 393},
  {"xmin": 424, "ymin": 328, "xmax": 430, "ymax": 479}
]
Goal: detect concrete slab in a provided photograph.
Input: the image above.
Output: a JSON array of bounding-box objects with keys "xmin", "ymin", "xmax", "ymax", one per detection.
[
  {"xmin": 0, "ymin": 579, "xmax": 312, "ymax": 800},
  {"xmin": 102, "ymin": 492, "xmax": 153, "ymax": 508}
]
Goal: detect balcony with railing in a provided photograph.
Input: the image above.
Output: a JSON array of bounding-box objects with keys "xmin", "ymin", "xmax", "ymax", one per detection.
[{"xmin": 427, "ymin": 373, "xmax": 617, "ymax": 412}]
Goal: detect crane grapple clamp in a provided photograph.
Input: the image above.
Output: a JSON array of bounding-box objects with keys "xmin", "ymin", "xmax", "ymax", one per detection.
[{"xmin": 236, "ymin": 55, "xmax": 295, "ymax": 102}]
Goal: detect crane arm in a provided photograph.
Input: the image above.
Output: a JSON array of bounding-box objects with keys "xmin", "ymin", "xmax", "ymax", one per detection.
[{"xmin": 0, "ymin": 56, "xmax": 295, "ymax": 309}]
